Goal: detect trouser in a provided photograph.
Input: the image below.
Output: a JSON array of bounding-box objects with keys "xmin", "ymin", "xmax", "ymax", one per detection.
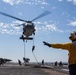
[{"xmin": 69, "ymin": 64, "xmax": 76, "ymax": 75}]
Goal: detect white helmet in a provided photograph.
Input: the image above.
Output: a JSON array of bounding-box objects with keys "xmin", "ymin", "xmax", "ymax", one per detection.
[{"xmin": 69, "ymin": 31, "xmax": 76, "ymax": 41}]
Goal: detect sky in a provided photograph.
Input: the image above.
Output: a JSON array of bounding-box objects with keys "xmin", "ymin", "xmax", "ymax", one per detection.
[{"xmin": 0, "ymin": 0, "xmax": 76, "ymax": 63}]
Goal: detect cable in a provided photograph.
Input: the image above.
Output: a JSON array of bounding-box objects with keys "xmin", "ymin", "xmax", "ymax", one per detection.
[
  {"xmin": 32, "ymin": 52, "xmax": 39, "ymax": 64},
  {"xmin": 32, "ymin": 35, "xmax": 39, "ymax": 64}
]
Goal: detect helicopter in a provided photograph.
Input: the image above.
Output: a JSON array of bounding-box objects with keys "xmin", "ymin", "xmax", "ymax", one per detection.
[{"xmin": 0, "ymin": 11, "xmax": 51, "ymax": 41}]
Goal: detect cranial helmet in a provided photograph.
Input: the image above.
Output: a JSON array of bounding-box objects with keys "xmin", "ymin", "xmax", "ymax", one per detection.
[{"xmin": 69, "ymin": 31, "xmax": 76, "ymax": 41}]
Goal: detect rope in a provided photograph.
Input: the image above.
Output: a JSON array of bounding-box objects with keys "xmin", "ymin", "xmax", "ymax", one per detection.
[
  {"xmin": 32, "ymin": 35, "xmax": 39, "ymax": 64},
  {"xmin": 23, "ymin": 40, "xmax": 26, "ymax": 58},
  {"xmin": 32, "ymin": 52, "xmax": 39, "ymax": 64}
]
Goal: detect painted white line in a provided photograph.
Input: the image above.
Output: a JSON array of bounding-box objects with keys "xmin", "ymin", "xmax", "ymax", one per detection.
[{"xmin": 61, "ymin": 69, "xmax": 69, "ymax": 71}]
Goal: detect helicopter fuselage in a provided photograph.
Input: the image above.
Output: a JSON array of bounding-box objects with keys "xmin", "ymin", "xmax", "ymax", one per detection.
[{"xmin": 23, "ymin": 22, "xmax": 35, "ymax": 37}]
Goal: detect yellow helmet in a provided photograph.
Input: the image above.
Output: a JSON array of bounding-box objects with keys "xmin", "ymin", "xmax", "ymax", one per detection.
[{"xmin": 69, "ymin": 31, "xmax": 76, "ymax": 41}]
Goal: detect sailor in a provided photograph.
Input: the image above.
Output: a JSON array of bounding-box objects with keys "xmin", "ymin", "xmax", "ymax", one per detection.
[{"xmin": 43, "ymin": 31, "xmax": 76, "ymax": 75}]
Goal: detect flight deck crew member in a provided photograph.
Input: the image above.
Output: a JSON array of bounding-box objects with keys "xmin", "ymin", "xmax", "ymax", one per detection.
[{"xmin": 43, "ymin": 31, "xmax": 76, "ymax": 75}]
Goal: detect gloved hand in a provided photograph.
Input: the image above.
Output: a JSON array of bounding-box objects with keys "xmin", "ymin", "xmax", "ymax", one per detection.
[{"xmin": 43, "ymin": 41, "xmax": 51, "ymax": 47}]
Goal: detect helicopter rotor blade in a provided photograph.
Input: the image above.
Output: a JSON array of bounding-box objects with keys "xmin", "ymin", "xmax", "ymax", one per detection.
[
  {"xmin": 31, "ymin": 11, "xmax": 51, "ymax": 22},
  {"xmin": 16, "ymin": 23, "xmax": 25, "ymax": 26},
  {"xmin": 0, "ymin": 11, "xmax": 27, "ymax": 22}
]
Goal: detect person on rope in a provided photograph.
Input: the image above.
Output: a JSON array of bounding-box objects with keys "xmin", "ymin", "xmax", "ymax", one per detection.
[
  {"xmin": 43, "ymin": 31, "xmax": 76, "ymax": 75},
  {"xmin": 42, "ymin": 59, "xmax": 44, "ymax": 65},
  {"xmin": 18, "ymin": 59, "xmax": 21, "ymax": 66}
]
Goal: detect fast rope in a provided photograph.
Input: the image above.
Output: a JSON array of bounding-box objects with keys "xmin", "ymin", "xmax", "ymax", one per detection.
[
  {"xmin": 32, "ymin": 35, "xmax": 39, "ymax": 64},
  {"xmin": 23, "ymin": 40, "xmax": 26, "ymax": 59},
  {"xmin": 20, "ymin": 34, "xmax": 39, "ymax": 64},
  {"xmin": 19, "ymin": 35, "xmax": 27, "ymax": 63}
]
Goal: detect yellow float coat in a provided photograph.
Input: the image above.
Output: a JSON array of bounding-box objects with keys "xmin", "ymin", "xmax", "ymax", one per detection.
[{"xmin": 51, "ymin": 41, "xmax": 76, "ymax": 65}]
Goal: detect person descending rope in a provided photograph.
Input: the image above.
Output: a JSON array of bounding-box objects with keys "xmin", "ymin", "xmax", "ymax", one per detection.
[
  {"xmin": 18, "ymin": 59, "xmax": 21, "ymax": 66},
  {"xmin": 43, "ymin": 31, "xmax": 76, "ymax": 75}
]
